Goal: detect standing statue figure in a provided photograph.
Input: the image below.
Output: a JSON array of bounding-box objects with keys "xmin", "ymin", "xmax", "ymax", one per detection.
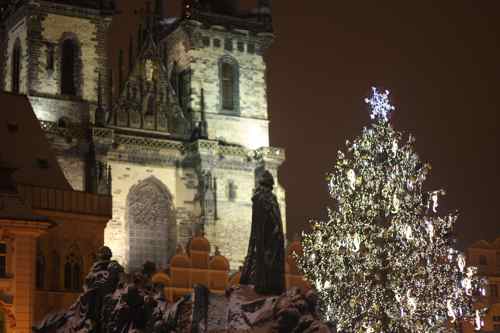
[{"xmin": 240, "ymin": 170, "xmax": 285, "ymax": 295}]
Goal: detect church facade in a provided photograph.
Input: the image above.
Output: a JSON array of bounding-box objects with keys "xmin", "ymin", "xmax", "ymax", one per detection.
[{"xmin": 0, "ymin": 0, "xmax": 285, "ymax": 272}]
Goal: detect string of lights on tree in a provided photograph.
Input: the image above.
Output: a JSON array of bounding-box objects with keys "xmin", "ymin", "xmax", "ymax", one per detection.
[{"xmin": 297, "ymin": 87, "xmax": 487, "ymax": 332}]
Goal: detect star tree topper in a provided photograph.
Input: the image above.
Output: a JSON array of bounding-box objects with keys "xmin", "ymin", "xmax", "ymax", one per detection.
[{"xmin": 365, "ymin": 87, "xmax": 395, "ymax": 121}]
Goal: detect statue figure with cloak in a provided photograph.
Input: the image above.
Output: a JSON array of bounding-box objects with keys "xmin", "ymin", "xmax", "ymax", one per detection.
[{"xmin": 240, "ymin": 170, "xmax": 285, "ymax": 295}]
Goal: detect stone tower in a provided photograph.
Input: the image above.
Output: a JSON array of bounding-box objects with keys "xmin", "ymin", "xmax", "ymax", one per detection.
[
  {"xmin": 0, "ymin": 0, "xmax": 285, "ymax": 272},
  {"xmin": 0, "ymin": 0, "xmax": 114, "ymax": 194},
  {"xmin": 0, "ymin": 0, "xmax": 114, "ymax": 123}
]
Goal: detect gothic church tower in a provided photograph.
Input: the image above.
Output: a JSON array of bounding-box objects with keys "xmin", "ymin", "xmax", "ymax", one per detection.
[{"xmin": 0, "ymin": 0, "xmax": 285, "ymax": 272}]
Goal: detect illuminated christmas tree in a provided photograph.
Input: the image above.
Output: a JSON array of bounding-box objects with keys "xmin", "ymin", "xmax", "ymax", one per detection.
[{"xmin": 297, "ymin": 88, "xmax": 486, "ymax": 332}]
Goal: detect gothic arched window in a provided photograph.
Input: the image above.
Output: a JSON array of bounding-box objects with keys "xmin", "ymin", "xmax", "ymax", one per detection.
[
  {"xmin": 36, "ymin": 253, "xmax": 45, "ymax": 289},
  {"xmin": 64, "ymin": 251, "xmax": 82, "ymax": 291},
  {"xmin": 51, "ymin": 251, "xmax": 60, "ymax": 290},
  {"xmin": 219, "ymin": 57, "xmax": 239, "ymax": 112},
  {"xmin": 178, "ymin": 69, "xmax": 191, "ymax": 110},
  {"xmin": 11, "ymin": 39, "xmax": 21, "ymax": 94},
  {"xmin": 61, "ymin": 38, "xmax": 78, "ymax": 96},
  {"xmin": 127, "ymin": 177, "xmax": 176, "ymax": 272}
]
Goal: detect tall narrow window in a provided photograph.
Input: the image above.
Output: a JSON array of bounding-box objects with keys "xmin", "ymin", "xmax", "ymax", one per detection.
[
  {"xmin": 46, "ymin": 43, "xmax": 54, "ymax": 71},
  {"xmin": 178, "ymin": 69, "xmax": 191, "ymax": 110},
  {"xmin": 72, "ymin": 262, "xmax": 81, "ymax": 290},
  {"xmin": 64, "ymin": 252, "xmax": 82, "ymax": 291},
  {"xmin": 0, "ymin": 243, "xmax": 6, "ymax": 277},
  {"xmin": 51, "ymin": 251, "xmax": 60, "ymax": 290},
  {"xmin": 61, "ymin": 39, "xmax": 77, "ymax": 96},
  {"xmin": 64, "ymin": 261, "xmax": 71, "ymax": 289},
  {"xmin": 219, "ymin": 57, "xmax": 239, "ymax": 112},
  {"xmin": 36, "ymin": 253, "xmax": 45, "ymax": 289},
  {"xmin": 11, "ymin": 39, "xmax": 21, "ymax": 94},
  {"xmin": 227, "ymin": 180, "xmax": 237, "ymax": 202}
]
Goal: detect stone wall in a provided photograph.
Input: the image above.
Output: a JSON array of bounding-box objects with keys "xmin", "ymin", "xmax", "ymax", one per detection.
[
  {"xmin": 166, "ymin": 24, "xmax": 271, "ymax": 149},
  {"xmin": 205, "ymin": 166, "xmax": 255, "ymax": 270},
  {"xmin": 104, "ymin": 158, "xmax": 199, "ymax": 270},
  {"xmin": 29, "ymin": 95, "xmax": 91, "ymax": 124},
  {"xmin": 100, "ymin": 138, "xmax": 285, "ymax": 272},
  {"xmin": 35, "ymin": 13, "xmax": 98, "ymax": 102}
]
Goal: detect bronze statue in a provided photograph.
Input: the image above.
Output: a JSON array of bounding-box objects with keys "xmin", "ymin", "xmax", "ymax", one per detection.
[{"xmin": 240, "ymin": 170, "xmax": 285, "ymax": 295}]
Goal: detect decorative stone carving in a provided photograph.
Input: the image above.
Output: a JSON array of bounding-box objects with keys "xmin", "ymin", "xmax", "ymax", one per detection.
[{"xmin": 127, "ymin": 177, "xmax": 175, "ymax": 271}]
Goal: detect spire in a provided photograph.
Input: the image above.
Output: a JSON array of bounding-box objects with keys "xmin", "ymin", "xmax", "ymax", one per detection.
[
  {"xmin": 95, "ymin": 72, "xmax": 106, "ymax": 127},
  {"xmin": 86, "ymin": 134, "xmax": 97, "ymax": 193},
  {"xmin": 128, "ymin": 35, "xmax": 134, "ymax": 72},
  {"xmin": 200, "ymin": 88, "xmax": 208, "ymax": 139}
]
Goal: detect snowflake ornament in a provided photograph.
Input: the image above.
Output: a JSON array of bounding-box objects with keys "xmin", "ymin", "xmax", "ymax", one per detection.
[{"xmin": 365, "ymin": 87, "xmax": 396, "ymax": 121}]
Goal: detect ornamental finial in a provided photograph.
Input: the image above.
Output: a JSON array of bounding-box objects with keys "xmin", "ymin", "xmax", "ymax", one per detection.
[{"xmin": 364, "ymin": 87, "xmax": 395, "ymax": 122}]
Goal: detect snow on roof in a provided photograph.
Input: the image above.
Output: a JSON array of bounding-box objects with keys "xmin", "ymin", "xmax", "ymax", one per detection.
[{"xmin": 0, "ymin": 92, "xmax": 71, "ymax": 191}]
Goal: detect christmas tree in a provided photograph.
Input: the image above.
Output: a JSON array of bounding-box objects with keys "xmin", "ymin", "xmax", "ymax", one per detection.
[{"xmin": 297, "ymin": 88, "xmax": 486, "ymax": 332}]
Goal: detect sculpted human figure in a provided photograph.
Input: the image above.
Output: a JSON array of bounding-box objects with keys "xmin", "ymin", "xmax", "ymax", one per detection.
[{"xmin": 240, "ymin": 170, "xmax": 285, "ymax": 295}]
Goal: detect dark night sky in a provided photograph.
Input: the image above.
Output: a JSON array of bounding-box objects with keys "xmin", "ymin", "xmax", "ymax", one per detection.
[{"xmin": 120, "ymin": 1, "xmax": 500, "ymax": 246}]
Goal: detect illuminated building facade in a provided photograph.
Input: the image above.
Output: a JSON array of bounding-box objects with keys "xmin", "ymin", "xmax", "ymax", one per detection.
[
  {"xmin": 0, "ymin": 93, "xmax": 111, "ymax": 332},
  {"xmin": 463, "ymin": 237, "xmax": 500, "ymax": 332},
  {"xmin": 0, "ymin": 0, "xmax": 286, "ymax": 272}
]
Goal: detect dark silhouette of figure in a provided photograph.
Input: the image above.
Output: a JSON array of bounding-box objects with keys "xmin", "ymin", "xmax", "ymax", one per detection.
[{"xmin": 240, "ymin": 170, "xmax": 285, "ymax": 295}]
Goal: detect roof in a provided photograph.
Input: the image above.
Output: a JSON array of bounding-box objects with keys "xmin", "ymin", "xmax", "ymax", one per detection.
[
  {"xmin": 0, "ymin": 92, "xmax": 71, "ymax": 191},
  {"xmin": 469, "ymin": 238, "xmax": 500, "ymax": 250}
]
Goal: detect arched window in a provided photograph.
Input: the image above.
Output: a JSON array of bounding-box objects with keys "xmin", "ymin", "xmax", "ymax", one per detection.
[
  {"xmin": 64, "ymin": 261, "xmax": 71, "ymax": 289},
  {"xmin": 127, "ymin": 177, "xmax": 176, "ymax": 272},
  {"xmin": 11, "ymin": 39, "xmax": 21, "ymax": 94},
  {"xmin": 61, "ymin": 38, "xmax": 78, "ymax": 96},
  {"xmin": 219, "ymin": 57, "xmax": 239, "ymax": 112},
  {"xmin": 64, "ymin": 251, "xmax": 82, "ymax": 291},
  {"xmin": 178, "ymin": 70, "xmax": 191, "ymax": 110},
  {"xmin": 36, "ymin": 253, "xmax": 45, "ymax": 289},
  {"xmin": 51, "ymin": 251, "xmax": 60, "ymax": 290}
]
